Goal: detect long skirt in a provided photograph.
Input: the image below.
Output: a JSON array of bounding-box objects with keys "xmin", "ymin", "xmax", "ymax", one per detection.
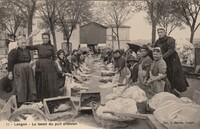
[
  {"xmin": 13, "ymin": 63, "xmax": 36, "ymax": 103},
  {"xmin": 35, "ymin": 59, "xmax": 59, "ymax": 101},
  {"xmin": 164, "ymin": 52, "xmax": 189, "ymax": 92}
]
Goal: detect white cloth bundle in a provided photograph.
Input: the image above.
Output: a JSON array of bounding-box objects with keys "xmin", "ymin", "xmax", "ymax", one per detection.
[
  {"xmin": 121, "ymin": 86, "xmax": 147, "ymax": 103},
  {"xmin": 176, "ymin": 38, "xmax": 195, "ymax": 66},
  {"xmin": 148, "ymin": 92, "xmax": 179, "ymax": 110},
  {"xmin": 105, "ymin": 86, "xmax": 147, "ymax": 103},
  {"xmin": 154, "ymin": 99, "xmax": 200, "ymax": 129},
  {"xmin": 96, "ymin": 98, "xmax": 138, "ymax": 119}
]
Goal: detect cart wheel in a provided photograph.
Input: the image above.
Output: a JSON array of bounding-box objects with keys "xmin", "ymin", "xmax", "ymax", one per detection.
[{"xmin": 9, "ymin": 107, "xmax": 48, "ymax": 122}]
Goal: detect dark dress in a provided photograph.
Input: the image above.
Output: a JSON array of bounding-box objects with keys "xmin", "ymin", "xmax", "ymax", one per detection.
[
  {"xmin": 129, "ymin": 63, "xmax": 139, "ymax": 83},
  {"xmin": 154, "ymin": 36, "xmax": 189, "ymax": 92},
  {"xmin": 27, "ymin": 43, "xmax": 59, "ymax": 100},
  {"xmin": 8, "ymin": 47, "xmax": 36, "ymax": 103}
]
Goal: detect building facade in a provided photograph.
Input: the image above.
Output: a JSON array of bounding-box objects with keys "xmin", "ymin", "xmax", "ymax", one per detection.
[
  {"xmin": 106, "ymin": 25, "xmax": 131, "ymax": 50},
  {"xmin": 80, "ymin": 22, "xmax": 107, "ymax": 52}
]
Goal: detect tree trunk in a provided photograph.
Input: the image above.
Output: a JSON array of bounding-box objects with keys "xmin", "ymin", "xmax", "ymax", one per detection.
[
  {"xmin": 27, "ymin": 16, "xmax": 33, "ymax": 45},
  {"xmin": 66, "ymin": 38, "xmax": 70, "ymax": 54},
  {"xmin": 51, "ymin": 28, "xmax": 57, "ymax": 51},
  {"xmin": 152, "ymin": 21, "xmax": 157, "ymax": 44},
  {"xmin": 190, "ymin": 30, "xmax": 195, "ymax": 44},
  {"xmin": 116, "ymin": 27, "xmax": 120, "ymax": 49}
]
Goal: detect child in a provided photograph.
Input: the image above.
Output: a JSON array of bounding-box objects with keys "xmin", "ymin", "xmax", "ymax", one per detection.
[
  {"xmin": 146, "ymin": 47, "xmax": 171, "ymax": 93},
  {"xmin": 138, "ymin": 45, "xmax": 152, "ymax": 85}
]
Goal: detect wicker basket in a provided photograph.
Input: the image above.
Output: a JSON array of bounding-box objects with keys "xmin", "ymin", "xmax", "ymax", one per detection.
[{"xmin": 90, "ymin": 101, "xmax": 134, "ymax": 129}]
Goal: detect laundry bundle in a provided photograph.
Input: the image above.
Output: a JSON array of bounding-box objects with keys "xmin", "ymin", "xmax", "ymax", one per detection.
[{"xmin": 96, "ymin": 98, "xmax": 138, "ymax": 119}]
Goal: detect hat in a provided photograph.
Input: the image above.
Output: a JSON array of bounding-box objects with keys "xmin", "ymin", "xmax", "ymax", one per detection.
[
  {"xmin": 153, "ymin": 47, "xmax": 161, "ymax": 52},
  {"xmin": 113, "ymin": 49, "xmax": 122, "ymax": 54},
  {"xmin": 127, "ymin": 55, "xmax": 138, "ymax": 62},
  {"xmin": 140, "ymin": 45, "xmax": 149, "ymax": 51},
  {"xmin": 0, "ymin": 77, "xmax": 15, "ymax": 100},
  {"xmin": 157, "ymin": 27, "xmax": 166, "ymax": 32}
]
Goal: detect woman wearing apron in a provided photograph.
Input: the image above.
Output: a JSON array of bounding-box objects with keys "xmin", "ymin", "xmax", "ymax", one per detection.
[
  {"xmin": 7, "ymin": 36, "xmax": 36, "ymax": 106},
  {"xmin": 138, "ymin": 45, "xmax": 152, "ymax": 85},
  {"xmin": 154, "ymin": 28, "xmax": 189, "ymax": 95},
  {"xmin": 146, "ymin": 47, "xmax": 171, "ymax": 94},
  {"xmin": 27, "ymin": 33, "xmax": 59, "ymax": 101}
]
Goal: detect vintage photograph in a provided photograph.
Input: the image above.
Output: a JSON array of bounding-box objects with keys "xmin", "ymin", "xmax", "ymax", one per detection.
[{"xmin": 0, "ymin": 0, "xmax": 200, "ymax": 129}]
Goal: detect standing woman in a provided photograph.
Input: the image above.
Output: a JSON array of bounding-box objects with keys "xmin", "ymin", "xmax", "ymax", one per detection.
[
  {"xmin": 7, "ymin": 36, "xmax": 36, "ymax": 105},
  {"xmin": 154, "ymin": 28, "xmax": 189, "ymax": 94},
  {"xmin": 27, "ymin": 33, "xmax": 59, "ymax": 101}
]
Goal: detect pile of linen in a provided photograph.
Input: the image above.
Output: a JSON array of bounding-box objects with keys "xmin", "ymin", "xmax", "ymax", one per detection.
[
  {"xmin": 106, "ymin": 86, "xmax": 147, "ymax": 103},
  {"xmin": 96, "ymin": 97, "xmax": 138, "ymax": 119},
  {"xmin": 148, "ymin": 92, "xmax": 200, "ymax": 129}
]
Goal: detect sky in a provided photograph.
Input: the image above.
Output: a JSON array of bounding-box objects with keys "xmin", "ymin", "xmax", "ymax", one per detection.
[{"xmin": 125, "ymin": 11, "xmax": 200, "ymax": 42}]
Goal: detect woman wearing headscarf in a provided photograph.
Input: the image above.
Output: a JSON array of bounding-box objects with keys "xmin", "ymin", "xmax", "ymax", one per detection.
[
  {"xmin": 7, "ymin": 36, "xmax": 36, "ymax": 105},
  {"xmin": 56, "ymin": 50, "xmax": 72, "ymax": 96},
  {"xmin": 154, "ymin": 28, "xmax": 189, "ymax": 94},
  {"xmin": 27, "ymin": 32, "xmax": 59, "ymax": 101},
  {"xmin": 113, "ymin": 49, "xmax": 130, "ymax": 84}
]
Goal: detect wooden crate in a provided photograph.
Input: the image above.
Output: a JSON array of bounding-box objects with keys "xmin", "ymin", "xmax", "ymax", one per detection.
[
  {"xmin": 43, "ymin": 96, "xmax": 78, "ymax": 120},
  {"xmin": 79, "ymin": 92, "xmax": 101, "ymax": 110}
]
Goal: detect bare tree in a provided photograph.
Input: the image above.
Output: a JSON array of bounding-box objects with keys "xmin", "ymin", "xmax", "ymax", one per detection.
[
  {"xmin": 0, "ymin": 1, "xmax": 25, "ymax": 41},
  {"xmin": 37, "ymin": 0, "xmax": 60, "ymax": 50},
  {"xmin": 8, "ymin": 0, "xmax": 37, "ymax": 45},
  {"xmin": 145, "ymin": 0, "xmax": 167, "ymax": 44},
  {"xmin": 56, "ymin": 0, "xmax": 92, "ymax": 53},
  {"xmin": 171, "ymin": 0, "xmax": 200, "ymax": 43},
  {"xmin": 158, "ymin": 14, "xmax": 185, "ymax": 36},
  {"xmin": 96, "ymin": 1, "xmax": 133, "ymax": 49}
]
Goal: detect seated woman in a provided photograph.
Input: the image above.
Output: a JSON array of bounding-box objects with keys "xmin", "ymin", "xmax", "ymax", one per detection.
[
  {"xmin": 146, "ymin": 47, "xmax": 171, "ymax": 94},
  {"xmin": 56, "ymin": 50, "xmax": 72, "ymax": 96},
  {"xmin": 126, "ymin": 55, "xmax": 139, "ymax": 85},
  {"xmin": 113, "ymin": 49, "xmax": 130, "ymax": 84},
  {"xmin": 138, "ymin": 45, "xmax": 152, "ymax": 85}
]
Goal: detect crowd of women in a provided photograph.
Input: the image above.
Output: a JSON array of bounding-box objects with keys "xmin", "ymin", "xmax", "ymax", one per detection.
[
  {"xmin": 7, "ymin": 27, "xmax": 189, "ymax": 107},
  {"xmin": 102, "ymin": 28, "xmax": 189, "ymax": 97},
  {"xmin": 7, "ymin": 32, "xmax": 88, "ymax": 107}
]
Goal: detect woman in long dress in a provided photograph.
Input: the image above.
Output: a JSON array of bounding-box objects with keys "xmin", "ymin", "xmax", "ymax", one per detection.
[
  {"xmin": 154, "ymin": 28, "xmax": 189, "ymax": 93},
  {"xmin": 27, "ymin": 33, "xmax": 59, "ymax": 101},
  {"xmin": 7, "ymin": 36, "xmax": 36, "ymax": 105}
]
